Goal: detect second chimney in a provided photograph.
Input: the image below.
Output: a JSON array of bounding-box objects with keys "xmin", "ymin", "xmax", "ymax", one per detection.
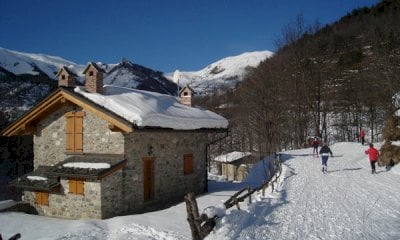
[
  {"xmin": 83, "ymin": 62, "xmax": 105, "ymax": 94},
  {"xmin": 179, "ymin": 85, "xmax": 195, "ymax": 107}
]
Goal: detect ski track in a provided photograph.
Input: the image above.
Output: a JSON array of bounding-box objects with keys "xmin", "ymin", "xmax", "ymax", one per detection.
[{"xmin": 234, "ymin": 143, "xmax": 400, "ymax": 240}]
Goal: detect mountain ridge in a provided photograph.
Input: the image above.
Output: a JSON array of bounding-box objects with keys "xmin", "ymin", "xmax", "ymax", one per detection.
[
  {"xmin": 0, "ymin": 47, "xmax": 273, "ymax": 95},
  {"xmin": 165, "ymin": 51, "xmax": 274, "ymax": 94}
]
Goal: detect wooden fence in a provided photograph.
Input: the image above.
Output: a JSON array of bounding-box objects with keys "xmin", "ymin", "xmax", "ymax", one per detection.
[{"xmin": 185, "ymin": 154, "xmax": 283, "ymax": 240}]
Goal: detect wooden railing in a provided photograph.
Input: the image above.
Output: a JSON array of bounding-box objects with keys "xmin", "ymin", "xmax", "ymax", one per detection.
[{"xmin": 185, "ymin": 154, "xmax": 283, "ymax": 240}]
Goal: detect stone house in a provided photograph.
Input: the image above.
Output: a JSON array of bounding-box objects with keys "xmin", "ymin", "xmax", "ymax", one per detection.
[
  {"xmin": 213, "ymin": 151, "xmax": 259, "ymax": 181},
  {"xmin": 1, "ymin": 62, "xmax": 228, "ymax": 219}
]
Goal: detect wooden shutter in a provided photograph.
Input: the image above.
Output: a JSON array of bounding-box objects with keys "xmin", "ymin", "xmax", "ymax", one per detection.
[
  {"xmin": 183, "ymin": 154, "xmax": 194, "ymax": 175},
  {"xmin": 66, "ymin": 115, "xmax": 75, "ymax": 152},
  {"xmin": 74, "ymin": 114, "xmax": 83, "ymax": 153},
  {"xmin": 69, "ymin": 179, "xmax": 76, "ymax": 193},
  {"xmin": 68, "ymin": 179, "xmax": 84, "ymax": 195},
  {"xmin": 76, "ymin": 180, "xmax": 84, "ymax": 195},
  {"xmin": 35, "ymin": 192, "xmax": 41, "ymax": 204},
  {"xmin": 42, "ymin": 192, "xmax": 49, "ymax": 206},
  {"xmin": 65, "ymin": 111, "xmax": 84, "ymax": 153},
  {"xmin": 35, "ymin": 192, "xmax": 49, "ymax": 206}
]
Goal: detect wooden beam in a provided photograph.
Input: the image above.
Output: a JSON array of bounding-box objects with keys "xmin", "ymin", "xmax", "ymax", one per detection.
[
  {"xmin": 18, "ymin": 125, "xmax": 36, "ymax": 135},
  {"xmin": 2, "ymin": 90, "xmax": 65, "ymax": 136},
  {"xmin": 108, "ymin": 124, "xmax": 123, "ymax": 132},
  {"xmin": 98, "ymin": 160, "xmax": 127, "ymax": 180}
]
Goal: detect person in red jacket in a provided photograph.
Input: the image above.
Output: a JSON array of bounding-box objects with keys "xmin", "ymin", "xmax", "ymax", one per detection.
[
  {"xmin": 311, "ymin": 137, "xmax": 319, "ymax": 156},
  {"xmin": 360, "ymin": 128, "xmax": 366, "ymax": 145},
  {"xmin": 365, "ymin": 143, "xmax": 380, "ymax": 174}
]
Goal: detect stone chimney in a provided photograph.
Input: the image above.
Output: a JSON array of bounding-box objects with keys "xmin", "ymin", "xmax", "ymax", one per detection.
[
  {"xmin": 56, "ymin": 66, "xmax": 77, "ymax": 88},
  {"xmin": 82, "ymin": 62, "xmax": 105, "ymax": 94},
  {"xmin": 179, "ymin": 85, "xmax": 195, "ymax": 107}
]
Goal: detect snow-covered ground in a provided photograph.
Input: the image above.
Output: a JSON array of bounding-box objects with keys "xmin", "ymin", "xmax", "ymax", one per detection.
[{"xmin": 1, "ymin": 142, "xmax": 400, "ymax": 240}]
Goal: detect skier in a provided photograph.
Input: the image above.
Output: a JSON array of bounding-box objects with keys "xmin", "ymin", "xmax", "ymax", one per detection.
[
  {"xmin": 319, "ymin": 143, "xmax": 333, "ymax": 173},
  {"xmin": 312, "ymin": 137, "xmax": 319, "ymax": 156},
  {"xmin": 365, "ymin": 143, "xmax": 380, "ymax": 174},
  {"xmin": 360, "ymin": 128, "xmax": 366, "ymax": 145}
]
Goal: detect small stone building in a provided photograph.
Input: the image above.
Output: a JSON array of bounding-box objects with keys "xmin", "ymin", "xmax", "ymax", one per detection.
[
  {"xmin": 2, "ymin": 62, "xmax": 228, "ymax": 219},
  {"xmin": 213, "ymin": 151, "xmax": 259, "ymax": 181}
]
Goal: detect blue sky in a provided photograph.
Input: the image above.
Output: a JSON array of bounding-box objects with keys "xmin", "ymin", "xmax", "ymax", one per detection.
[{"xmin": 1, "ymin": 0, "xmax": 380, "ymax": 73}]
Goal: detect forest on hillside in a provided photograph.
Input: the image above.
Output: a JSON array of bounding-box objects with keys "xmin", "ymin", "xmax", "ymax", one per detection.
[{"xmin": 202, "ymin": 0, "xmax": 400, "ymax": 158}]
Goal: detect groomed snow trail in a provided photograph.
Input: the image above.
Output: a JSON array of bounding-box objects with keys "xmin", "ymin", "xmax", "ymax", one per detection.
[{"xmin": 208, "ymin": 142, "xmax": 400, "ymax": 240}]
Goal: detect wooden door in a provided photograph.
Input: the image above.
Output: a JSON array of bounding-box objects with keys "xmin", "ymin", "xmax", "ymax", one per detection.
[{"xmin": 143, "ymin": 157, "xmax": 155, "ymax": 201}]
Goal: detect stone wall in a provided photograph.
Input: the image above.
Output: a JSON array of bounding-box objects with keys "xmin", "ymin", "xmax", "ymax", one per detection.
[
  {"xmin": 24, "ymin": 178, "xmax": 102, "ymax": 219},
  {"xmin": 34, "ymin": 106, "xmax": 72, "ymax": 167},
  {"xmin": 34, "ymin": 106, "xmax": 124, "ymax": 168},
  {"xmin": 101, "ymin": 170, "xmax": 126, "ymax": 218},
  {"xmin": 23, "ymin": 168, "xmax": 125, "ymax": 219},
  {"xmin": 123, "ymin": 130, "xmax": 210, "ymax": 213},
  {"xmin": 83, "ymin": 111, "xmax": 124, "ymax": 154}
]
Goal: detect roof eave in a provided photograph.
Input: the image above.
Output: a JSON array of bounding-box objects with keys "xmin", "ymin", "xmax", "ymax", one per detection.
[{"xmin": 1, "ymin": 87, "xmax": 134, "ymax": 137}]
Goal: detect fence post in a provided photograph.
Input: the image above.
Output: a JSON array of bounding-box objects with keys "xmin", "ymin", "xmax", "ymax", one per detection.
[
  {"xmin": 185, "ymin": 192, "xmax": 203, "ymax": 240},
  {"xmin": 247, "ymin": 186, "xmax": 251, "ymax": 204}
]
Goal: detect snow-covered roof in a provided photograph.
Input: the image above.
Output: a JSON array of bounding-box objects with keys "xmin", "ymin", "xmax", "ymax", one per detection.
[
  {"xmin": 63, "ymin": 162, "xmax": 111, "ymax": 169},
  {"xmin": 213, "ymin": 151, "xmax": 252, "ymax": 163},
  {"xmin": 27, "ymin": 176, "xmax": 48, "ymax": 181},
  {"xmin": 74, "ymin": 85, "xmax": 228, "ymax": 130}
]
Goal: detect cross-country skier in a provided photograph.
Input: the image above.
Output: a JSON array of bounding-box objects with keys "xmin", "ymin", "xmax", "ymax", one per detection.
[
  {"xmin": 319, "ymin": 143, "xmax": 333, "ymax": 173},
  {"xmin": 360, "ymin": 128, "xmax": 366, "ymax": 145},
  {"xmin": 312, "ymin": 137, "xmax": 319, "ymax": 156},
  {"xmin": 365, "ymin": 143, "xmax": 380, "ymax": 174}
]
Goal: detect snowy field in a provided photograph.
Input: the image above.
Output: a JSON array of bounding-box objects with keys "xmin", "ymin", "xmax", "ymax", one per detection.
[{"xmin": 1, "ymin": 142, "xmax": 400, "ymax": 240}]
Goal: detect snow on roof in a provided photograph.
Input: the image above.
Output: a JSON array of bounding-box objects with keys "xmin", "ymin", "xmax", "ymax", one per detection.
[
  {"xmin": 27, "ymin": 176, "xmax": 48, "ymax": 181},
  {"xmin": 213, "ymin": 151, "xmax": 252, "ymax": 163},
  {"xmin": 63, "ymin": 162, "xmax": 111, "ymax": 169},
  {"xmin": 74, "ymin": 85, "xmax": 228, "ymax": 130}
]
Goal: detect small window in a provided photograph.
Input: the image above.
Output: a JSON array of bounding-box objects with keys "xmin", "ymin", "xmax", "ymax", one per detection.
[
  {"xmin": 35, "ymin": 192, "xmax": 49, "ymax": 206},
  {"xmin": 183, "ymin": 154, "xmax": 194, "ymax": 175},
  {"xmin": 183, "ymin": 92, "xmax": 189, "ymax": 96},
  {"xmin": 89, "ymin": 71, "xmax": 94, "ymax": 76},
  {"xmin": 68, "ymin": 178, "xmax": 84, "ymax": 195},
  {"xmin": 61, "ymin": 74, "xmax": 66, "ymax": 80}
]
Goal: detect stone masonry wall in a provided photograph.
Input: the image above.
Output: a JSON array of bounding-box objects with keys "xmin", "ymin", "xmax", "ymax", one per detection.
[
  {"xmin": 34, "ymin": 106, "xmax": 73, "ymax": 167},
  {"xmin": 34, "ymin": 106, "xmax": 124, "ymax": 168},
  {"xmin": 123, "ymin": 130, "xmax": 210, "ymax": 213},
  {"xmin": 101, "ymin": 170, "xmax": 126, "ymax": 218},
  {"xmin": 24, "ymin": 178, "xmax": 102, "ymax": 219},
  {"xmin": 83, "ymin": 111, "xmax": 124, "ymax": 154},
  {"xmin": 24, "ymin": 169, "xmax": 125, "ymax": 219}
]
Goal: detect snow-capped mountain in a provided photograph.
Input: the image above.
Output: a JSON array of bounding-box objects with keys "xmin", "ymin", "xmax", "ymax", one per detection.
[
  {"xmin": 0, "ymin": 47, "xmax": 85, "ymax": 79},
  {"xmin": 165, "ymin": 51, "xmax": 274, "ymax": 95},
  {"xmin": 0, "ymin": 47, "xmax": 178, "ymax": 95},
  {"xmin": 104, "ymin": 60, "xmax": 177, "ymax": 95}
]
